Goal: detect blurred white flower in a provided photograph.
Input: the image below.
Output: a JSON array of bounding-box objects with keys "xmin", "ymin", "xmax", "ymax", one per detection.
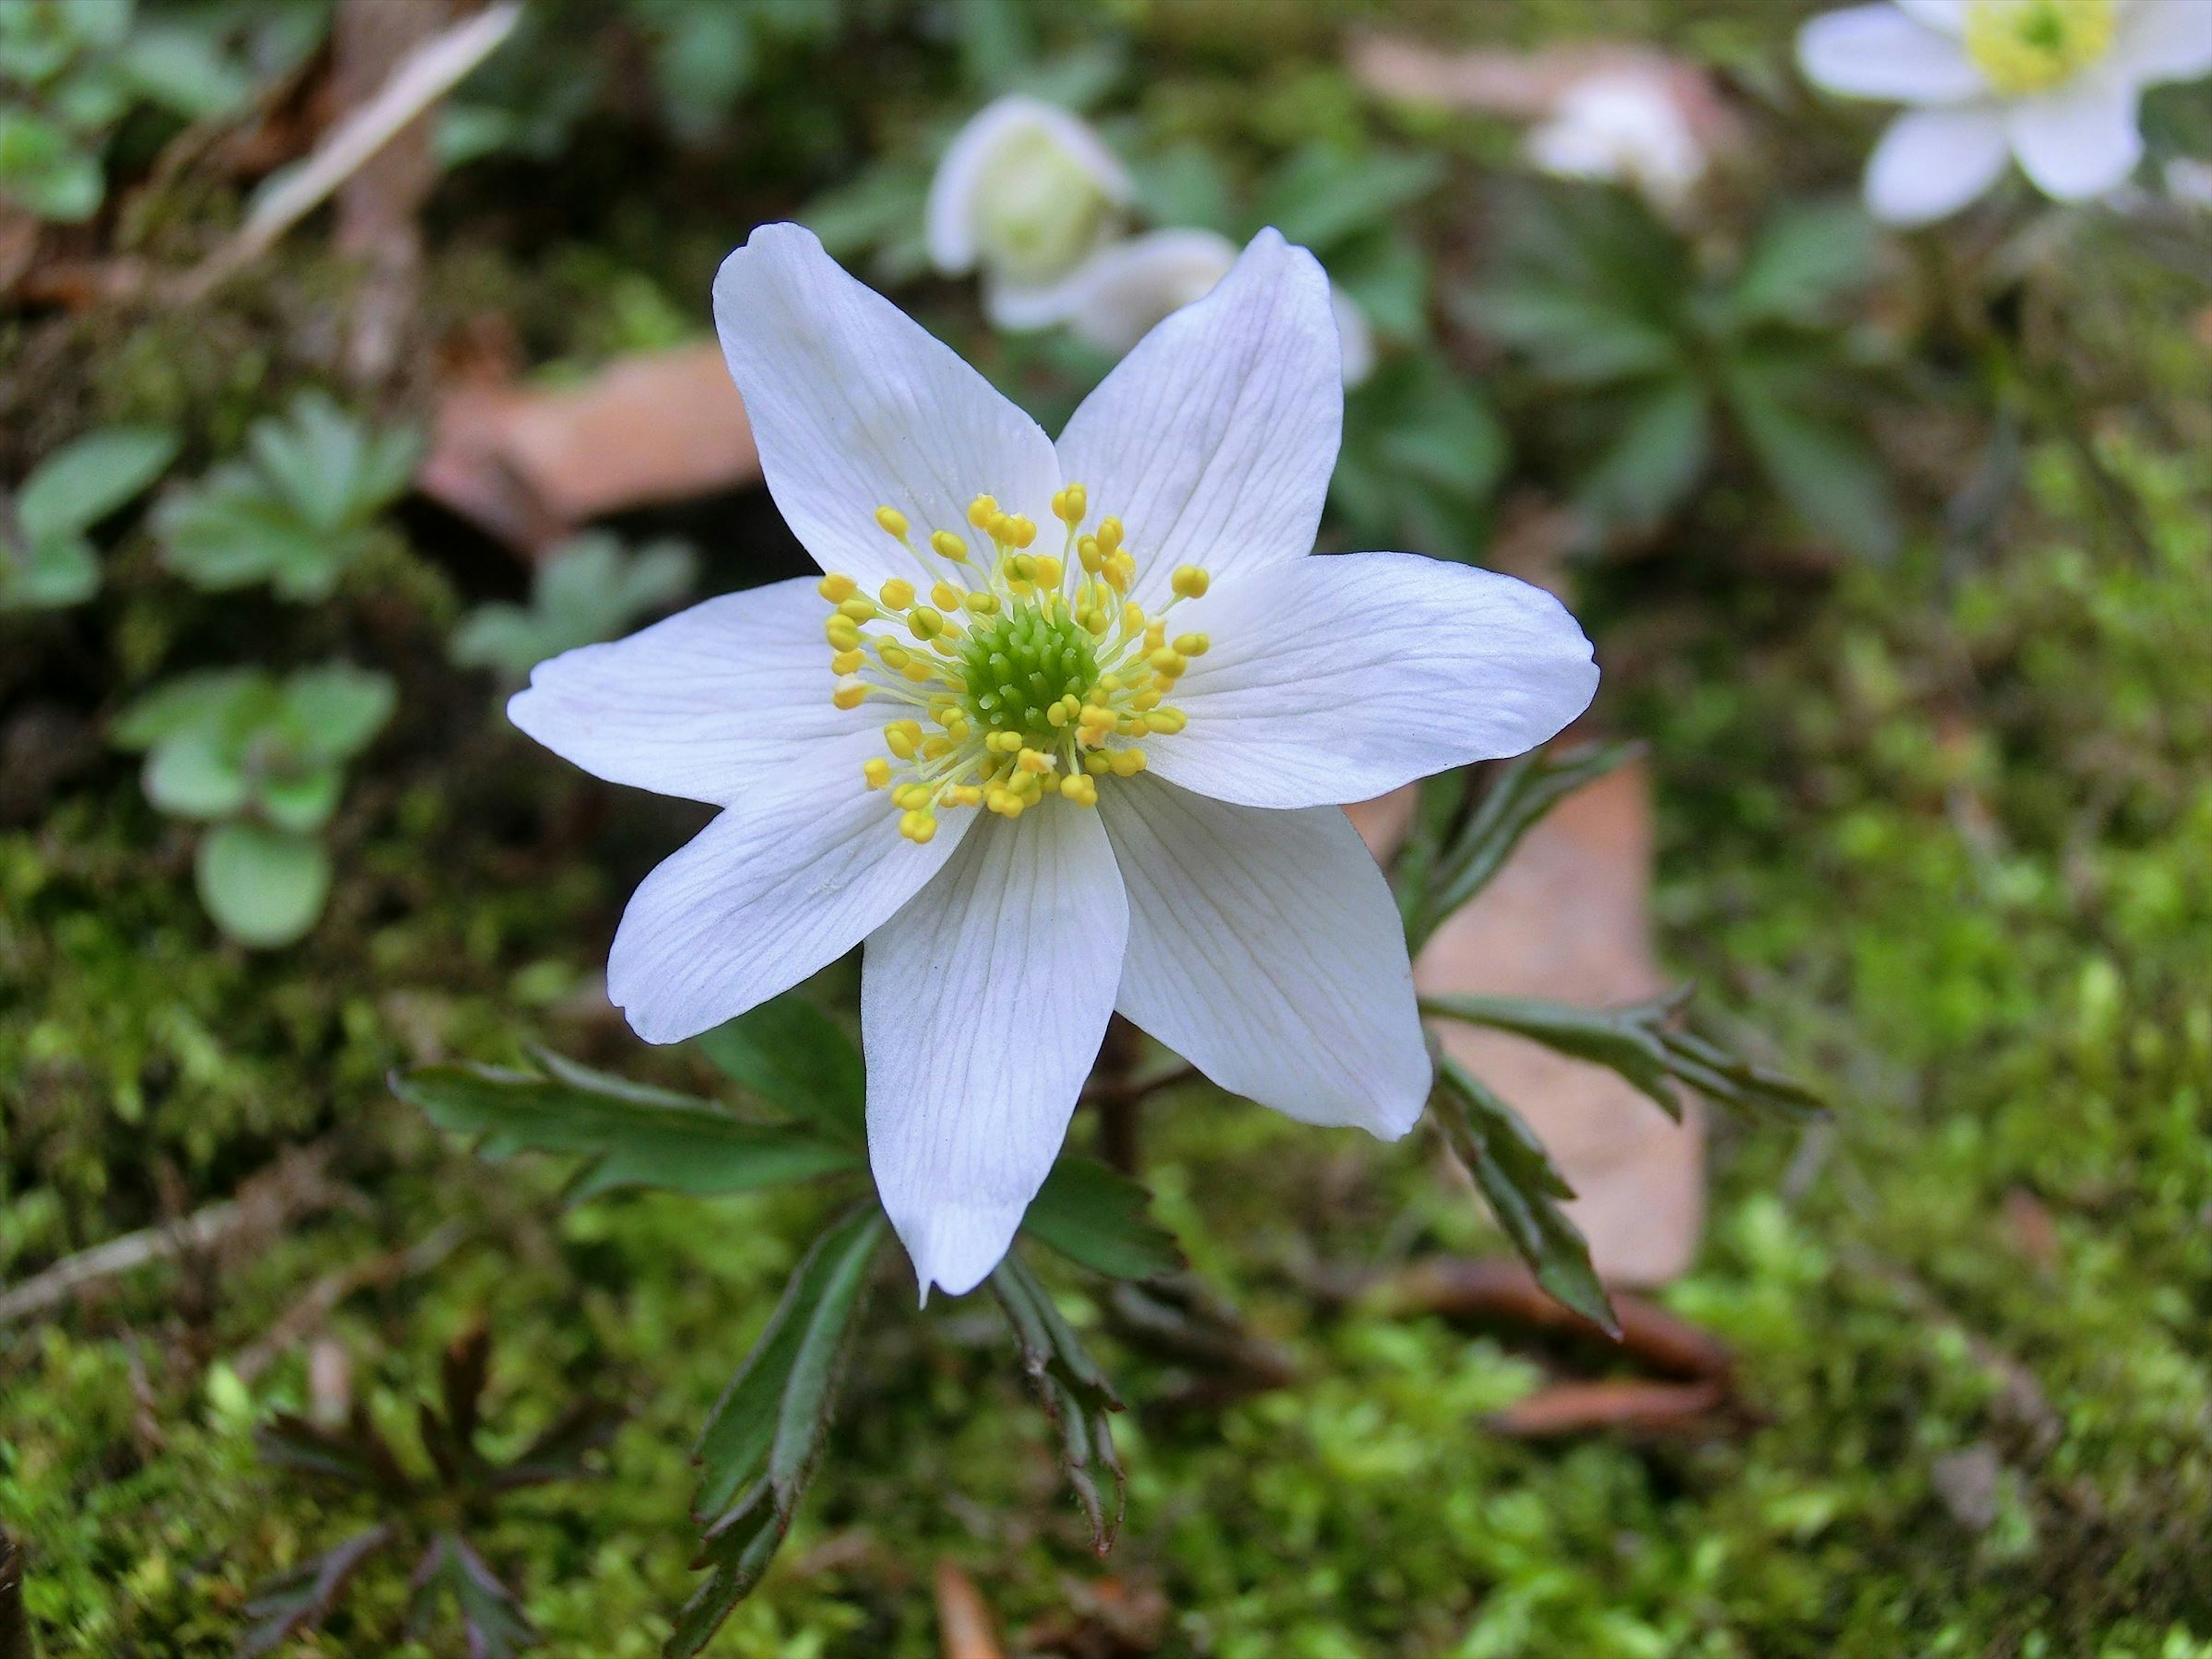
[
  {"xmin": 510, "ymin": 224, "xmax": 1597, "ymax": 1296},
  {"xmin": 1798, "ymin": 0, "xmax": 2212, "ymax": 224},
  {"xmin": 2165, "ymin": 155, "xmax": 2212, "ymax": 207},
  {"xmin": 1036, "ymin": 228, "xmax": 1377, "ymax": 386},
  {"xmin": 926, "ymin": 94, "xmax": 1132, "ymax": 328},
  {"xmin": 1525, "ymin": 69, "xmax": 1709, "ymax": 213}
]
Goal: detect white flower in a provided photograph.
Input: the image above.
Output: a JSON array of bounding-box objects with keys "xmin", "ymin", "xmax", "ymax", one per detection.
[
  {"xmin": 1022, "ymin": 226, "xmax": 1377, "ymax": 387},
  {"xmin": 1798, "ymin": 0, "xmax": 2212, "ymax": 224},
  {"xmin": 509, "ymin": 224, "xmax": 1598, "ymax": 1297},
  {"xmin": 1525, "ymin": 69, "xmax": 1709, "ymax": 214},
  {"xmin": 926, "ymin": 94, "xmax": 1133, "ymax": 329}
]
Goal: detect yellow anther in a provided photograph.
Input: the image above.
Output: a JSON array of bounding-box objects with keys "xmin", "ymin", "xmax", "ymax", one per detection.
[
  {"xmin": 1172, "ymin": 565, "xmax": 1209, "ymax": 599},
  {"xmin": 1145, "ymin": 707, "xmax": 1187, "ymax": 734},
  {"xmin": 1096, "ymin": 517, "xmax": 1123, "ymax": 554},
  {"xmin": 921, "ymin": 736, "xmax": 953, "ymax": 760},
  {"xmin": 1009, "ymin": 553, "xmax": 1036, "ymax": 583},
  {"xmin": 899, "ymin": 809, "xmax": 937, "ymax": 844},
  {"xmin": 931, "ymin": 529, "xmax": 969, "ymax": 563},
  {"xmin": 832, "ymin": 677, "xmax": 868, "ymax": 710},
  {"xmin": 884, "ymin": 721, "xmax": 923, "ymax": 759},
  {"xmin": 903, "ymin": 660, "xmax": 934, "ymax": 682},
  {"xmin": 1052, "ymin": 483, "xmax": 1088, "ymax": 524},
  {"xmin": 838, "ymin": 597, "xmax": 877, "ymax": 622},
  {"xmin": 1046, "ymin": 702, "xmax": 1070, "ymax": 729},
  {"xmin": 1033, "ymin": 555, "xmax": 1063, "ymax": 586},
  {"xmin": 1017, "ymin": 748, "xmax": 1053, "ymax": 775},
  {"xmin": 880, "ymin": 578, "xmax": 914, "ymax": 610},
  {"xmin": 986, "ymin": 511, "xmax": 1013, "ymax": 543},
  {"xmin": 1084, "ymin": 751, "xmax": 1112, "ymax": 775},
  {"xmin": 826, "ymin": 615, "xmax": 859, "ymax": 647},
  {"xmin": 1077, "ymin": 534, "xmax": 1103, "ymax": 574},
  {"xmin": 874, "ymin": 506, "xmax": 908, "ymax": 538},
  {"xmin": 831, "ymin": 648, "xmax": 864, "ymax": 675},
  {"xmin": 1133, "ymin": 689, "xmax": 1161, "ymax": 711},
  {"xmin": 1149, "ymin": 648, "xmax": 1185, "ymax": 677},
  {"xmin": 1122, "ymin": 603, "xmax": 1146, "ymax": 635},
  {"xmin": 949, "ymin": 785, "xmax": 983, "ymax": 807},
  {"xmin": 964, "ymin": 591, "xmax": 999, "ymax": 616},
  {"xmin": 1110, "ymin": 748, "xmax": 1147, "ymax": 777},
  {"xmin": 1174, "ymin": 632, "xmax": 1209, "ymax": 657},
  {"xmin": 863, "ymin": 757, "xmax": 892, "ymax": 789},
  {"xmin": 818, "ymin": 573, "xmax": 857, "ymax": 602},
  {"xmin": 1145, "ymin": 620, "xmax": 1167, "ymax": 649},
  {"xmin": 892, "ymin": 783, "xmax": 931, "ymax": 809},
  {"xmin": 931, "ymin": 581, "xmax": 963, "ymax": 611},
  {"xmin": 1059, "ymin": 773, "xmax": 1098, "ymax": 805},
  {"xmin": 880, "ymin": 642, "xmax": 911, "ymax": 669},
  {"xmin": 908, "ymin": 607, "xmax": 945, "ymax": 640},
  {"xmin": 967, "ymin": 495, "xmax": 998, "ymax": 528},
  {"xmin": 1107, "ymin": 551, "xmax": 1135, "ymax": 592},
  {"xmin": 1008, "ymin": 515, "xmax": 1037, "ymax": 549}
]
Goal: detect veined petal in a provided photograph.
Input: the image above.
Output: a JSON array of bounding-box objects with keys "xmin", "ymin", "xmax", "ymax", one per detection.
[
  {"xmin": 1798, "ymin": 5, "xmax": 1986, "ymax": 101},
  {"xmin": 1098, "ymin": 776, "xmax": 1429, "ymax": 1137},
  {"xmin": 1863, "ymin": 104, "xmax": 2012, "ymax": 222},
  {"xmin": 1054, "ymin": 229, "xmax": 1341, "ymax": 609},
  {"xmin": 713, "ymin": 223, "xmax": 1062, "ymax": 590},
  {"xmin": 862, "ymin": 806, "xmax": 1128, "ymax": 1298},
  {"xmin": 607, "ymin": 730, "xmax": 969, "ymax": 1044},
  {"xmin": 2111, "ymin": 0, "xmax": 2212, "ymax": 84},
  {"xmin": 508, "ymin": 578, "xmax": 853, "ymax": 806},
  {"xmin": 2009, "ymin": 71, "xmax": 2143, "ymax": 200},
  {"xmin": 1147, "ymin": 551, "xmax": 1597, "ymax": 811}
]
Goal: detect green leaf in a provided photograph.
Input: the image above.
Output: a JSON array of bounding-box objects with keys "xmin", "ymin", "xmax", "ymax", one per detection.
[
  {"xmin": 15, "ymin": 426, "xmax": 178, "ymax": 541},
  {"xmin": 155, "ymin": 465, "xmax": 329, "ymax": 593},
  {"xmin": 1478, "ymin": 285, "xmax": 1684, "ymax": 386},
  {"xmin": 109, "ymin": 669, "xmax": 259, "ymax": 749},
  {"xmin": 238, "ymin": 1525, "xmax": 394, "ymax": 1657},
  {"xmin": 670, "ymin": 1206, "xmax": 886, "ymax": 1657},
  {"xmin": 195, "ymin": 821, "xmax": 329, "ymax": 949},
  {"xmin": 116, "ymin": 25, "xmax": 252, "ymax": 120},
  {"xmin": 696, "ymin": 993, "xmax": 866, "ymax": 1146},
  {"xmin": 1257, "ymin": 143, "xmax": 1443, "ymax": 252},
  {"xmin": 392, "ymin": 1056, "xmax": 859, "ymax": 1200},
  {"xmin": 453, "ymin": 532, "xmax": 697, "ymax": 679},
  {"xmin": 1727, "ymin": 361, "xmax": 1900, "ymax": 563},
  {"xmin": 1021, "ymin": 1157, "xmax": 1184, "ymax": 1281},
  {"xmin": 143, "ymin": 731, "xmax": 250, "ymax": 820},
  {"xmin": 1430, "ymin": 1057, "xmax": 1618, "ymax": 1336},
  {"xmin": 1728, "ymin": 201, "xmax": 1877, "ymax": 328},
  {"xmin": 255, "ymin": 763, "xmax": 343, "ymax": 835},
  {"xmin": 282, "ymin": 664, "xmax": 395, "ymax": 762},
  {"xmin": 406, "ymin": 1534, "xmax": 537, "ymax": 1659},
  {"xmin": 990, "ymin": 1251, "xmax": 1125, "ymax": 1552},
  {"xmin": 1580, "ymin": 378, "xmax": 1710, "ymax": 532},
  {"xmin": 0, "ymin": 532, "xmax": 100, "ymax": 610},
  {"xmin": 1406, "ymin": 741, "xmax": 1642, "ymax": 953},
  {"xmin": 0, "ymin": 108, "xmax": 103, "ymax": 222}
]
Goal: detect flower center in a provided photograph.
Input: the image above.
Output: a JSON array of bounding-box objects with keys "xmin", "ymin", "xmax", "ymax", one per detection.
[
  {"xmin": 819, "ymin": 484, "xmax": 1211, "ymax": 843},
  {"xmin": 976, "ymin": 130, "xmax": 1113, "ymax": 284},
  {"xmin": 1964, "ymin": 0, "xmax": 2116, "ymax": 96}
]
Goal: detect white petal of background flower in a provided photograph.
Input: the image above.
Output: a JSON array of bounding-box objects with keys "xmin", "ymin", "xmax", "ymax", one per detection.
[
  {"xmin": 1895, "ymin": 0, "xmax": 1967, "ymax": 35},
  {"xmin": 862, "ymin": 806, "xmax": 1128, "ymax": 1298},
  {"xmin": 2009, "ymin": 70, "xmax": 2143, "ymax": 199},
  {"xmin": 507, "ymin": 578, "xmax": 855, "ymax": 806},
  {"xmin": 2111, "ymin": 0, "xmax": 2212, "ymax": 84},
  {"xmin": 606, "ymin": 730, "xmax": 969, "ymax": 1044},
  {"xmin": 1525, "ymin": 71, "xmax": 1710, "ymax": 212},
  {"xmin": 925, "ymin": 94, "xmax": 1131, "ymax": 280},
  {"xmin": 713, "ymin": 224, "xmax": 1061, "ymax": 591},
  {"xmin": 1864, "ymin": 103, "xmax": 2012, "ymax": 221},
  {"xmin": 1798, "ymin": 4, "xmax": 1987, "ymax": 103},
  {"xmin": 1147, "ymin": 551, "xmax": 1597, "ymax": 810},
  {"xmin": 1054, "ymin": 229, "xmax": 1341, "ymax": 610},
  {"xmin": 1098, "ymin": 775, "xmax": 1429, "ymax": 1137}
]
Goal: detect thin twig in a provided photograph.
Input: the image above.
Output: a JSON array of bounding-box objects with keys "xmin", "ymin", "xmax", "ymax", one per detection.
[{"xmin": 232, "ymin": 1221, "xmax": 468, "ymax": 1385}]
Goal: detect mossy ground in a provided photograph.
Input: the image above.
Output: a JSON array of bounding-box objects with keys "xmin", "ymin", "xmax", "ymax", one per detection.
[{"xmin": 6, "ymin": 4, "xmax": 2212, "ymax": 1656}]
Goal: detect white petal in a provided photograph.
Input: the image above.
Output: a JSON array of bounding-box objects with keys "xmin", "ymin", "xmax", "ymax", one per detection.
[
  {"xmin": 1797, "ymin": 5, "xmax": 1986, "ymax": 102},
  {"xmin": 607, "ymin": 734, "xmax": 968, "ymax": 1044},
  {"xmin": 507, "ymin": 578, "xmax": 851, "ymax": 806},
  {"xmin": 1331, "ymin": 287, "xmax": 1377, "ymax": 388},
  {"xmin": 2009, "ymin": 72, "xmax": 2143, "ymax": 200},
  {"xmin": 1863, "ymin": 104, "xmax": 2012, "ymax": 222},
  {"xmin": 1054, "ymin": 229, "xmax": 1341, "ymax": 610},
  {"xmin": 1098, "ymin": 775, "xmax": 1429, "ymax": 1137},
  {"xmin": 1895, "ymin": 0, "xmax": 1966, "ymax": 35},
  {"xmin": 712, "ymin": 223, "xmax": 1061, "ymax": 590},
  {"xmin": 926, "ymin": 96, "xmax": 1131, "ymax": 277},
  {"xmin": 2112, "ymin": 0, "xmax": 2212, "ymax": 84},
  {"xmin": 1145, "ymin": 551, "xmax": 1598, "ymax": 811},
  {"xmin": 1060, "ymin": 228, "xmax": 1240, "ymax": 354},
  {"xmin": 862, "ymin": 806, "xmax": 1128, "ymax": 1298}
]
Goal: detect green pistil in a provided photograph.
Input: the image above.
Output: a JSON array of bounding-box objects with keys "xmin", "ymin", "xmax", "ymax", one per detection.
[{"xmin": 957, "ymin": 600, "xmax": 1098, "ymax": 743}]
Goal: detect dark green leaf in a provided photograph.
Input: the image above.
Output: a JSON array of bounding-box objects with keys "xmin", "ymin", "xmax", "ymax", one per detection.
[
  {"xmin": 1728, "ymin": 201, "xmax": 1877, "ymax": 328},
  {"xmin": 1580, "ymin": 378, "xmax": 1710, "ymax": 532},
  {"xmin": 1430, "ymin": 1057, "xmax": 1618, "ymax": 1336},
  {"xmin": 1407, "ymin": 742, "xmax": 1642, "ymax": 953},
  {"xmin": 255, "ymin": 1406, "xmax": 414, "ymax": 1498},
  {"xmin": 1022, "ymin": 1157, "xmax": 1184, "ymax": 1281},
  {"xmin": 238, "ymin": 1525, "xmax": 394, "ymax": 1657},
  {"xmin": 990, "ymin": 1251, "xmax": 1125, "ymax": 1552},
  {"xmin": 490, "ymin": 1398, "xmax": 623, "ymax": 1491},
  {"xmin": 407, "ymin": 1534, "xmax": 537, "ymax": 1659},
  {"xmin": 671, "ymin": 1206, "xmax": 886, "ymax": 1656},
  {"xmin": 393, "ymin": 1056, "xmax": 859, "ymax": 1200},
  {"xmin": 283, "ymin": 664, "xmax": 395, "ymax": 762},
  {"xmin": 109, "ymin": 670, "xmax": 259, "ymax": 749},
  {"xmin": 1477, "ymin": 285, "xmax": 1684, "ymax": 385},
  {"xmin": 696, "ymin": 993, "xmax": 866, "ymax": 1145},
  {"xmin": 16, "ymin": 426, "xmax": 179, "ymax": 541},
  {"xmin": 1256, "ymin": 143, "xmax": 1443, "ymax": 251},
  {"xmin": 1726, "ymin": 359, "xmax": 1900, "ymax": 562}
]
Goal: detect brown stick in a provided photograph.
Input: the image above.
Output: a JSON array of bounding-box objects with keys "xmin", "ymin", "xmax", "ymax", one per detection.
[
  {"xmin": 1491, "ymin": 1377, "xmax": 1727, "ymax": 1438},
  {"xmin": 231, "ymin": 1220, "xmax": 467, "ymax": 1384},
  {"xmin": 1381, "ymin": 1256, "xmax": 1734, "ymax": 1382},
  {"xmin": 933, "ymin": 1561, "xmax": 1005, "ymax": 1659}
]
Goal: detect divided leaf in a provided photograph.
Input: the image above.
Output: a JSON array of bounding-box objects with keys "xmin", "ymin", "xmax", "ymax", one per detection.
[
  {"xmin": 14, "ymin": 425, "xmax": 179, "ymax": 542},
  {"xmin": 1429, "ymin": 1056, "xmax": 1619, "ymax": 1338},
  {"xmin": 393, "ymin": 1055, "xmax": 859, "ymax": 1200},
  {"xmin": 990, "ymin": 1251, "xmax": 1126, "ymax": 1554},
  {"xmin": 238, "ymin": 1526, "xmax": 395, "ymax": 1657},
  {"xmin": 671, "ymin": 1207, "xmax": 887, "ymax": 1656},
  {"xmin": 1021, "ymin": 1157, "xmax": 1184, "ymax": 1281},
  {"xmin": 696, "ymin": 994, "xmax": 867, "ymax": 1145},
  {"xmin": 407, "ymin": 1533, "xmax": 537, "ymax": 1659}
]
